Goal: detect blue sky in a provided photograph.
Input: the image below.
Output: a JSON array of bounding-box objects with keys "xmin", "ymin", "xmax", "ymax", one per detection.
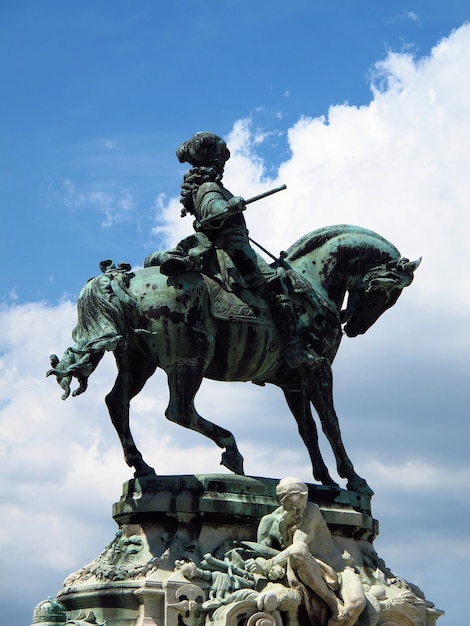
[
  {"xmin": 1, "ymin": 3, "xmax": 469, "ymax": 626},
  {"xmin": 2, "ymin": 1, "xmax": 469, "ymax": 303}
]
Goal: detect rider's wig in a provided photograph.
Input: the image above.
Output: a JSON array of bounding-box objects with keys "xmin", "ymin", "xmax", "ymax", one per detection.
[{"xmin": 176, "ymin": 132, "xmax": 231, "ymax": 217}]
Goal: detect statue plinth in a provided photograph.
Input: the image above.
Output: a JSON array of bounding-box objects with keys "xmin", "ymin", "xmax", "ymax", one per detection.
[
  {"xmin": 113, "ymin": 474, "xmax": 376, "ymax": 537},
  {"xmin": 50, "ymin": 475, "xmax": 442, "ymax": 626}
]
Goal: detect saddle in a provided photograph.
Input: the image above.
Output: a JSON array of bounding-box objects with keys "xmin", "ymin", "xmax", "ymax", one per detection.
[
  {"xmin": 144, "ymin": 233, "xmax": 313, "ymax": 325},
  {"xmin": 202, "ymin": 255, "xmax": 272, "ymax": 325}
]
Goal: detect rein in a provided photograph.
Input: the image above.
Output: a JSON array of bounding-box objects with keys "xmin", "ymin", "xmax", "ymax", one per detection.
[{"xmin": 248, "ymin": 235, "xmax": 341, "ymax": 325}]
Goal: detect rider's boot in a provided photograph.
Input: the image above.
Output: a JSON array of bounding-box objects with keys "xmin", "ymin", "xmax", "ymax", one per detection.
[
  {"xmin": 265, "ymin": 278, "xmax": 325, "ymax": 370},
  {"xmin": 144, "ymin": 248, "xmax": 196, "ymax": 274},
  {"xmin": 159, "ymin": 250, "xmax": 196, "ymax": 276},
  {"xmin": 149, "ymin": 232, "xmax": 212, "ymax": 276}
]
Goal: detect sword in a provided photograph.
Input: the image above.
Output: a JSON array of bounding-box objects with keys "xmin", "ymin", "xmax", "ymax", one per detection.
[
  {"xmin": 195, "ymin": 184, "xmax": 286, "ymax": 229},
  {"xmin": 244, "ymin": 183, "xmax": 287, "ymax": 206}
]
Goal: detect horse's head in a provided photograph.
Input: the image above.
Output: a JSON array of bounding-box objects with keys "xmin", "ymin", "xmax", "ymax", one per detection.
[{"xmin": 342, "ymin": 257, "xmax": 421, "ymax": 337}]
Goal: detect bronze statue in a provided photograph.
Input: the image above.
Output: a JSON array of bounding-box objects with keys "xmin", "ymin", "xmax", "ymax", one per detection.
[{"xmin": 48, "ymin": 136, "xmax": 420, "ymax": 495}]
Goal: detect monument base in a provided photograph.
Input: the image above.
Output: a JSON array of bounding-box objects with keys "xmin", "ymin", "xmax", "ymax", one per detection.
[{"xmin": 37, "ymin": 475, "xmax": 443, "ymax": 626}]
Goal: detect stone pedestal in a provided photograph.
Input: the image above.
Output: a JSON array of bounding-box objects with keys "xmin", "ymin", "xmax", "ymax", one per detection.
[{"xmin": 49, "ymin": 475, "xmax": 442, "ymax": 626}]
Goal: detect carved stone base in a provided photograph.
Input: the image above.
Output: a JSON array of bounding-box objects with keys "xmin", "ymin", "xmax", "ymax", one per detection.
[{"xmin": 43, "ymin": 475, "xmax": 443, "ymax": 626}]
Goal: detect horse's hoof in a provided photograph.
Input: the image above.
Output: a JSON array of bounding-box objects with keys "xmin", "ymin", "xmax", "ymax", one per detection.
[
  {"xmin": 346, "ymin": 478, "xmax": 374, "ymax": 496},
  {"xmin": 134, "ymin": 464, "xmax": 157, "ymax": 478},
  {"xmin": 319, "ymin": 475, "xmax": 340, "ymax": 489},
  {"xmin": 221, "ymin": 449, "xmax": 245, "ymax": 475}
]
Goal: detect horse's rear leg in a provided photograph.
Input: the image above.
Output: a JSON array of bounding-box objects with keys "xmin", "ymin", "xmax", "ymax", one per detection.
[
  {"xmin": 106, "ymin": 351, "xmax": 157, "ymax": 477},
  {"xmin": 309, "ymin": 363, "xmax": 374, "ymax": 495},
  {"xmin": 165, "ymin": 359, "xmax": 244, "ymax": 475},
  {"xmin": 283, "ymin": 388, "xmax": 339, "ymax": 488}
]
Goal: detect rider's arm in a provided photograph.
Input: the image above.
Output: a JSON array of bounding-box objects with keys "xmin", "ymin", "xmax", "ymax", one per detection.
[{"xmin": 195, "ymin": 182, "xmax": 244, "ymax": 228}]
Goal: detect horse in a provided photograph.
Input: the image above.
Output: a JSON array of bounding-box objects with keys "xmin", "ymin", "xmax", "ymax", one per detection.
[{"xmin": 47, "ymin": 225, "xmax": 420, "ymax": 495}]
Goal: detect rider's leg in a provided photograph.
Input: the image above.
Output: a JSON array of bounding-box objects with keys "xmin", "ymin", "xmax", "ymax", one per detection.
[
  {"xmin": 213, "ymin": 229, "xmax": 325, "ymax": 370},
  {"xmin": 151, "ymin": 233, "xmax": 212, "ymax": 275},
  {"xmin": 263, "ymin": 273, "xmax": 325, "ymax": 370}
]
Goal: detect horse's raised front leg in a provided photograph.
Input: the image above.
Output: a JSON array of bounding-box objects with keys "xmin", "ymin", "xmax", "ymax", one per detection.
[
  {"xmin": 308, "ymin": 363, "xmax": 374, "ymax": 495},
  {"xmin": 105, "ymin": 349, "xmax": 157, "ymax": 478},
  {"xmin": 283, "ymin": 387, "xmax": 339, "ymax": 488},
  {"xmin": 165, "ymin": 359, "xmax": 244, "ymax": 475}
]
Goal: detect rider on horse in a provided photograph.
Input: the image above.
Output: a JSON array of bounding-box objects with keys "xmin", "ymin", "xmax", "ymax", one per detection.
[{"xmin": 146, "ymin": 131, "xmax": 323, "ymax": 371}]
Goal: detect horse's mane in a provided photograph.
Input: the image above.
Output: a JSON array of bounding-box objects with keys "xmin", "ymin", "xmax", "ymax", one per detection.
[{"xmin": 284, "ymin": 224, "xmax": 399, "ymax": 263}]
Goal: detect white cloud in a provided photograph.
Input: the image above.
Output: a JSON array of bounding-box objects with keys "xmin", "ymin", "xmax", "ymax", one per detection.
[
  {"xmin": 48, "ymin": 178, "xmax": 136, "ymax": 228},
  {"xmin": 104, "ymin": 139, "xmax": 119, "ymax": 150},
  {"xmin": 211, "ymin": 26, "xmax": 470, "ymax": 315},
  {"xmin": 362, "ymin": 458, "xmax": 470, "ymax": 492},
  {"xmin": 390, "ymin": 10, "xmax": 421, "ymax": 27}
]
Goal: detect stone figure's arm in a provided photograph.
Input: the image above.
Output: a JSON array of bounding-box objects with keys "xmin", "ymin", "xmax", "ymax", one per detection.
[
  {"xmin": 245, "ymin": 555, "xmax": 286, "ymax": 581},
  {"xmin": 267, "ymin": 535, "xmax": 307, "ymax": 569},
  {"xmin": 291, "ymin": 527, "xmax": 311, "ymax": 545},
  {"xmin": 256, "ymin": 513, "xmax": 278, "ymax": 545},
  {"xmin": 262, "ymin": 523, "xmax": 314, "ymax": 574},
  {"xmin": 249, "ymin": 540, "xmax": 305, "ymax": 582}
]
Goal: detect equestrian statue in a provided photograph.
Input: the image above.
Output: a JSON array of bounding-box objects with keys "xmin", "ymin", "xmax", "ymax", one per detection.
[{"xmin": 48, "ymin": 132, "xmax": 420, "ymax": 496}]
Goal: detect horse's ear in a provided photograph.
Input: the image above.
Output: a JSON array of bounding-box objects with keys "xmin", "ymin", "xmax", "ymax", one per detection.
[
  {"xmin": 365, "ymin": 256, "xmax": 421, "ymax": 294},
  {"xmin": 402, "ymin": 257, "xmax": 422, "ymax": 273}
]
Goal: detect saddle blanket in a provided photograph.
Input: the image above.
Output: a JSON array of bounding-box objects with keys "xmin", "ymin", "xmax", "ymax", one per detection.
[{"xmin": 202, "ymin": 275, "xmax": 273, "ymax": 326}]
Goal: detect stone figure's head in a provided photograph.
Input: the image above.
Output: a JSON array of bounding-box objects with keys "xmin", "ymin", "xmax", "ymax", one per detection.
[
  {"xmin": 176, "ymin": 132, "xmax": 230, "ymax": 173},
  {"xmin": 276, "ymin": 477, "xmax": 309, "ymax": 514}
]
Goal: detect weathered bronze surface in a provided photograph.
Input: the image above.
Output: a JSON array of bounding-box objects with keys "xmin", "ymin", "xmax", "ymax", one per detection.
[{"xmin": 47, "ymin": 132, "xmax": 421, "ymax": 496}]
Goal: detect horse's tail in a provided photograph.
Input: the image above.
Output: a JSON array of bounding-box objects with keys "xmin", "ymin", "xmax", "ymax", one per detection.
[{"xmin": 47, "ymin": 267, "xmax": 138, "ymax": 399}]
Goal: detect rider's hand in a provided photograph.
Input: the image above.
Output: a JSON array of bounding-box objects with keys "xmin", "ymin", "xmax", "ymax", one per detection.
[{"xmin": 225, "ymin": 196, "xmax": 245, "ymax": 214}]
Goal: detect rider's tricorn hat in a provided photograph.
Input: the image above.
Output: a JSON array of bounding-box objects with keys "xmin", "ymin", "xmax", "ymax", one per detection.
[{"xmin": 176, "ymin": 131, "xmax": 230, "ymax": 166}]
